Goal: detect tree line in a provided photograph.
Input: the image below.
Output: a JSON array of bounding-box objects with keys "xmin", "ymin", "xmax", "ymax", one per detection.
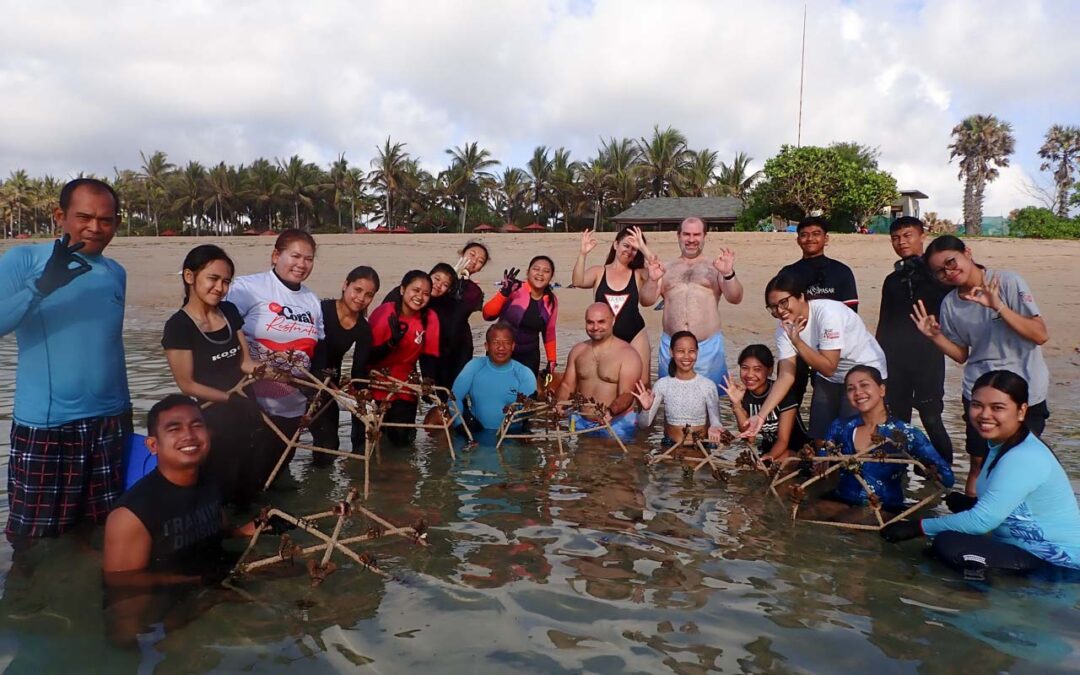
[{"xmin": 0, "ymin": 119, "xmax": 1076, "ymax": 238}]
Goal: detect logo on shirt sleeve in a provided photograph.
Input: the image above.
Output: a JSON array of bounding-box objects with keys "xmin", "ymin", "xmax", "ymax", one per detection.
[{"xmin": 823, "ymin": 329, "xmax": 840, "ymax": 340}]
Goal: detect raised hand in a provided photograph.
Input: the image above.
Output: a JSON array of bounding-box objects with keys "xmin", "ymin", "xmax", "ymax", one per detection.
[
  {"xmin": 579, "ymin": 229, "xmax": 598, "ymax": 256},
  {"xmin": 909, "ymin": 299, "xmax": 942, "ymax": 339},
  {"xmin": 499, "ymin": 268, "xmax": 521, "ymax": 296},
  {"xmin": 631, "ymin": 380, "xmax": 654, "ymax": 410},
  {"xmin": 35, "ymin": 233, "xmax": 92, "ymax": 297},
  {"xmin": 719, "ymin": 374, "xmax": 745, "ymax": 405},
  {"xmin": 646, "ymin": 258, "xmax": 666, "ymax": 282},
  {"xmin": 711, "ymin": 247, "xmax": 736, "ymax": 276},
  {"xmin": 958, "ymin": 274, "xmax": 1003, "ymax": 312},
  {"xmin": 781, "ymin": 316, "xmax": 807, "ymax": 343}
]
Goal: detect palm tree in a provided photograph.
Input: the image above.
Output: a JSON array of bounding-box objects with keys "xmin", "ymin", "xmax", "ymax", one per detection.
[
  {"xmin": 3, "ymin": 170, "xmax": 33, "ymax": 235},
  {"xmin": 138, "ymin": 150, "xmax": 174, "ymax": 236},
  {"xmin": 683, "ymin": 148, "xmax": 719, "ymax": 197},
  {"xmin": 493, "ymin": 167, "xmax": 528, "ymax": 224},
  {"xmin": 34, "ymin": 175, "xmax": 62, "ymax": 236},
  {"xmin": 342, "ymin": 166, "xmax": 366, "ymax": 231},
  {"xmin": 247, "ymin": 158, "xmax": 280, "ymax": 231},
  {"xmin": 577, "ymin": 159, "xmax": 613, "ymax": 230},
  {"xmin": 445, "ymin": 142, "xmax": 500, "ymax": 232},
  {"xmin": 326, "ymin": 154, "xmax": 352, "ymax": 231},
  {"xmin": 111, "ymin": 169, "xmax": 141, "ymax": 235},
  {"xmin": 171, "ymin": 161, "xmax": 207, "ymax": 234},
  {"xmin": 274, "ymin": 155, "xmax": 320, "ymax": 230},
  {"xmin": 635, "ymin": 125, "xmax": 690, "ymax": 198},
  {"xmin": 598, "ymin": 137, "xmax": 641, "ymax": 213},
  {"xmin": 370, "ymin": 138, "xmax": 410, "ymax": 229},
  {"xmin": 949, "ymin": 114, "xmax": 1015, "ymax": 235},
  {"xmin": 1038, "ymin": 124, "xmax": 1080, "ymax": 218},
  {"xmin": 716, "ymin": 152, "xmax": 762, "ymax": 200},
  {"xmin": 526, "ymin": 146, "xmax": 554, "ymax": 224},
  {"xmin": 205, "ymin": 162, "xmax": 246, "ymax": 234},
  {"xmin": 550, "ymin": 148, "xmax": 580, "ymax": 231}
]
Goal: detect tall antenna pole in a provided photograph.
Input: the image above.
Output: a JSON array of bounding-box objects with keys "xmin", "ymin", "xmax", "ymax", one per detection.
[{"xmin": 797, "ymin": 3, "xmax": 807, "ymax": 147}]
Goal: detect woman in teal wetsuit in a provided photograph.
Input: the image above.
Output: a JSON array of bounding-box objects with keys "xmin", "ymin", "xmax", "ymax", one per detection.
[{"xmin": 882, "ymin": 370, "xmax": 1080, "ymax": 579}]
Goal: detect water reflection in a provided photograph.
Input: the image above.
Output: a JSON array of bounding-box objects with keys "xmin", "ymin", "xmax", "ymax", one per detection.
[{"xmin": 0, "ymin": 330, "xmax": 1077, "ymax": 672}]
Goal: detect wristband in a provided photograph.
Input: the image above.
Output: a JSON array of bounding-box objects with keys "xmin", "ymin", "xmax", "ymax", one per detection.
[{"xmin": 722, "ymin": 270, "xmax": 737, "ymax": 281}]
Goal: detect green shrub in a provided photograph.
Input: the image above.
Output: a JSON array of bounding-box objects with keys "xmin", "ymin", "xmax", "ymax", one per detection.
[{"xmin": 1010, "ymin": 206, "xmax": 1080, "ymax": 239}]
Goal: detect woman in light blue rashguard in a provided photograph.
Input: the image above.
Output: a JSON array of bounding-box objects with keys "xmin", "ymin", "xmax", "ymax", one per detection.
[{"xmin": 881, "ymin": 370, "xmax": 1080, "ymax": 579}]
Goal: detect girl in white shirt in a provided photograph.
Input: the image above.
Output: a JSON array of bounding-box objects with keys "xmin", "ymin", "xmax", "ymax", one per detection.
[
  {"xmin": 633, "ymin": 331, "xmax": 725, "ymax": 445},
  {"xmin": 742, "ymin": 272, "xmax": 886, "ymax": 443}
]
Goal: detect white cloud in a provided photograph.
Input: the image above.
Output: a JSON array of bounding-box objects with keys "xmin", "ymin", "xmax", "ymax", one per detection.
[{"xmin": 0, "ymin": 0, "xmax": 1076, "ymax": 221}]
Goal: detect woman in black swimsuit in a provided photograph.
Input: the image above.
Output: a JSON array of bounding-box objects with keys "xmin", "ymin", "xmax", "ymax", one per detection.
[{"xmin": 571, "ymin": 226, "xmax": 657, "ymax": 382}]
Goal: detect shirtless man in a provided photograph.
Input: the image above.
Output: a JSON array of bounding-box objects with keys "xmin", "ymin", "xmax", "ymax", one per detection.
[
  {"xmin": 640, "ymin": 216, "xmax": 744, "ymax": 388},
  {"xmin": 556, "ymin": 303, "xmax": 643, "ymax": 441}
]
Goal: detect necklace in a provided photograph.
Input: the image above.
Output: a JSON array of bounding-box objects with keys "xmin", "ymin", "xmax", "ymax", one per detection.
[{"xmin": 182, "ymin": 307, "xmax": 234, "ymax": 346}]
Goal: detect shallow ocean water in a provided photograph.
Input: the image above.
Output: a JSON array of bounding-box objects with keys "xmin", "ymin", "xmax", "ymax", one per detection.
[{"xmin": 0, "ymin": 328, "xmax": 1078, "ymax": 674}]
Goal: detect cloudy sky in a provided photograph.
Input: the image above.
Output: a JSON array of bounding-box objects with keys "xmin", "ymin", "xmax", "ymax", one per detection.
[{"xmin": 1, "ymin": 0, "xmax": 1076, "ymax": 219}]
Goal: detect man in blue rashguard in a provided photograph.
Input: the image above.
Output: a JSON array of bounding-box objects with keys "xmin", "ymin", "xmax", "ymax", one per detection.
[
  {"xmin": 0, "ymin": 178, "xmax": 131, "ymax": 539},
  {"xmin": 452, "ymin": 322, "xmax": 536, "ymax": 430}
]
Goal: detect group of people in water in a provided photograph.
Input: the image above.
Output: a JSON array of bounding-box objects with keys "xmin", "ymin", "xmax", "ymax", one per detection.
[{"xmin": 1, "ymin": 178, "xmax": 1077, "ymax": 591}]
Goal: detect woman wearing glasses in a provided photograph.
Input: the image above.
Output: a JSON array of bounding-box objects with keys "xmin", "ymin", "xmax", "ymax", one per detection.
[
  {"xmin": 741, "ymin": 271, "xmax": 887, "ymax": 443},
  {"xmin": 911, "ymin": 235, "xmax": 1050, "ymax": 497}
]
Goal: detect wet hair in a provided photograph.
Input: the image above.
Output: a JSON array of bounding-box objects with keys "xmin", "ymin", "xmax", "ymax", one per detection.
[
  {"xmin": 604, "ymin": 226, "xmax": 647, "ymax": 269},
  {"xmin": 181, "ymin": 244, "xmax": 235, "ymax": 304},
  {"xmin": 274, "ymin": 228, "xmax": 317, "ymax": 255},
  {"xmin": 59, "ymin": 178, "xmax": 121, "ymax": 215},
  {"xmin": 890, "ymin": 216, "xmax": 924, "ymax": 234},
  {"xmin": 796, "ymin": 216, "xmax": 830, "ymax": 233},
  {"xmin": 972, "ymin": 370, "xmax": 1028, "ymax": 409},
  {"xmin": 844, "ymin": 365, "xmax": 885, "ymax": 386},
  {"xmin": 429, "ymin": 262, "xmax": 458, "ymax": 281},
  {"xmin": 528, "ymin": 255, "xmax": 557, "ymax": 301},
  {"xmin": 460, "ymin": 240, "xmax": 490, "ymax": 265},
  {"xmin": 667, "ymin": 330, "xmax": 698, "ymax": 377},
  {"xmin": 344, "ymin": 265, "xmax": 380, "ymax": 290},
  {"xmin": 394, "ymin": 270, "xmax": 433, "ymax": 330},
  {"xmin": 486, "ymin": 321, "xmax": 515, "ymax": 343},
  {"xmin": 763, "ymin": 271, "xmax": 807, "ymax": 302},
  {"xmin": 147, "ymin": 394, "xmax": 201, "ymax": 437},
  {"xmin": 737, "ymin": 344, "xmax": 775, "ymax": 371}
]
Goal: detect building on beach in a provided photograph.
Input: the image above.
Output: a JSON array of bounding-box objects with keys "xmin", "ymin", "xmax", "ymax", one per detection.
[{"xmin": 611, "ymin": 197, "xmax": 743, "ymax": 232}]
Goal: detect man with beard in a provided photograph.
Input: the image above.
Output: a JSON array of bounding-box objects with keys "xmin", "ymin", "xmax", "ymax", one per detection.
[{"xmin": 640, "ymin": 216, "xmax": 743, "ymax": 389}]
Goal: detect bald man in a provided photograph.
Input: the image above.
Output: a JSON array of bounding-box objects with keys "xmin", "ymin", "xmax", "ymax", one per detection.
[
  {"xmin": 640, "ymin": 216, "xmax": 743, "ymax": 389},
  {"xmin": 556, "ymin": 303, "xmax": 643, "ymax": 441}
]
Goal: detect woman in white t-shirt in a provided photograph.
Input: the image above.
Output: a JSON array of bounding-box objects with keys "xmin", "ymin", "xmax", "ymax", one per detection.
[
  {"xmin": 741, "ymin": 272, "xmax": 886, "ymax": 442},
  {"xmin": 227, "ymin": 229, "xmax": 324, "ymax": 488}
]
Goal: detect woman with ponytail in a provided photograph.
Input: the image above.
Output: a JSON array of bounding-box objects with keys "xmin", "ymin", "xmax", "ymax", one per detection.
[
  {"xmin": 882, "ymin": 370, "xmax": 1080, "ymax": 579},
  {"xmin": 162, "ymin": 244, "xmax": 261, "ymax": 504},
  {"xmin": 482, "ymin": 255, "xmax": 558, "ymax": 378},
  {"xmin": 632, "ymin": 331, "xmax": 726, "ymax": 446}
]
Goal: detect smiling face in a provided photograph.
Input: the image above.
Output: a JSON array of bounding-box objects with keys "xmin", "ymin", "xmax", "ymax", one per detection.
[
  {"xmin": 677, "ymin": 219, "xmax": 706, "ymax": 259},
  {"xmin": 926, "ymin": 247, "xmax": 975, "ymax": 287},
  {"xmin": 341, "ymin": 277, "xmax": 377, "ymax": 316},
  {"xmin": 796, "ymin": 225, "xmax": 827, "ymax": 258},
  {"xmin": 739, "ymin": 356, "xmax": 771, "ymax": 393},
  {"xmin": 670, "ymin": 336, "xmax": 699, "ymax": 375},
  {"xmin": 527, "ymin": 258, "xmax": 554, "ymax": 292},
  {"xmin": 55, "ymin": 185, "xmax": 119, "ymax": 256},
  {"xmin": 612, "ymin": 236, "xmax": 637, "ymax": 266},
  {"xmin": 185, "ymin": 259, "xmax": 233, "ymax": 308},
  {"xmin": 890, "ymin": 225, "xmax": 926, "ymax": 259},
  {"xmin": 585, "ymin": 303, "xmax": 614, "ymax": 342},
  {"xmin": 969, "ymin": 386, "xmax": 1027, "ymax": 443},
  {"xmin": 845, "ymin": 370, "xmax": 886, "ymax": 415},
  {"xmin": 766, "ymin": 289, "xmax": 808, "ymax": 323},
  {"xmin": 271, "ymin": 241, "xmax": 315, "ymax": 285},
  {"xmin": 147, "ymin": 404, "xmax": 210, "ymax": 472},
  {"xmin": 430, "ymin": 271, "xmax": 453, "ymax": 298},
  {"xmin": 463, "ymin": 245, "xmax": 488, "ymax": 275},
  {"xmin": 486, "ymin": 328, "xmax": 515, "ymax": 365},
  {"xmin": 400, "ymin": 277, "xmax": 432, "ymax": 315}
]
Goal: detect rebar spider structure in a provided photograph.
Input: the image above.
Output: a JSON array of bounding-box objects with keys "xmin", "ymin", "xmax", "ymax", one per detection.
[
  {"xmin": 231, "ymin": 487, "xmax": 428, "ymax": 586},
  {"xmin": 645, "ymin": 426, "xmax": 769, "ymax": 481},
  {"xmin": 766, "ymin": 429, "xmax": 945, "ymax": 531},
  {"xmin": 495, "ymin": 390, "xmax": 629, "ymax": 454}
]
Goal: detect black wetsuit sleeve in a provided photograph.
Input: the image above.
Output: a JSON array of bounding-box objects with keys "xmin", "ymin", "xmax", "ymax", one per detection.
[{"xmin": 350, "ymin": 320, "xmax": 372, "ymax": 379}]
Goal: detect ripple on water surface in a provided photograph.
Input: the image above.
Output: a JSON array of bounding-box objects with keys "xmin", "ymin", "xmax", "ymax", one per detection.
[{"xmin": 0, "ymin": 330, "xmax": 1077, "ymax": 673}]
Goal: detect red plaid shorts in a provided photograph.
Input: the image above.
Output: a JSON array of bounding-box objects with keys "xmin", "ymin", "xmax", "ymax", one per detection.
[{"xmin": 6, "ymin": 414, "xmax": 125, "ymax": 538}]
